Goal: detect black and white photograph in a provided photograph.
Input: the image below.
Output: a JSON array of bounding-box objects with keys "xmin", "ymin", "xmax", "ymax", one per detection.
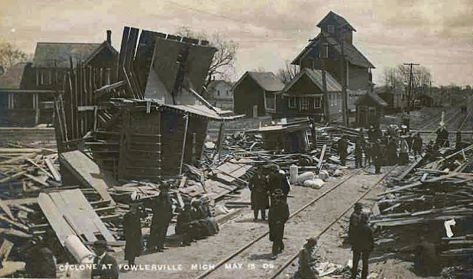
[{"xmin": 0, "ymin": 0, "xmax": 472, "ymax": 278}]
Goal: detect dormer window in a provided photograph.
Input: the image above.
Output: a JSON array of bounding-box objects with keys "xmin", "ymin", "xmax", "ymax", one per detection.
[
  {"xmin": 319, "ymin": 44, "xmax": 329, "ymax": 58},
  {"xmin": 327, "ymin": 25, "xmax": 335, "ymax": 33}
]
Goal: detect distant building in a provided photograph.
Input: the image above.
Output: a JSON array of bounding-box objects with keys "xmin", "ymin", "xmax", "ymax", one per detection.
[
  {"xmin": 355, "ymin": 92, "xmax": 387, "ymax": 127},
  {"xmin": 273, "ymin": 68, "xmax": 343, "ymax": 122},
  {"xmin": 291, "ymin": 11, "xmax": 375, "ymax": 92},
  {"xmin": 233, "ymin": 71, "xmax": 285, "ymax": 117},
  {"xmin": 206, "ymin": 80, "xmax": 233, "ymax": 110},
  {"xmin": 376, "ymin": 86, "xmax": 406, "ymax": 113},
  {"xmin": 0, "ymin": 30, "xmax": 118, "ymax": 126}
]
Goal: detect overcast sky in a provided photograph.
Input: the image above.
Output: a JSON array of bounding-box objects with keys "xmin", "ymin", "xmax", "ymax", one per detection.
[{"xmin": 1, "ymin": 0, "xmax": 472, "ymax": 86}]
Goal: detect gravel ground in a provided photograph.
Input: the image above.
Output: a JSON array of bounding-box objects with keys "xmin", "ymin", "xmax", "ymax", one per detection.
[{"xmin": 115, "ymin": 161, "xmax": 400, "ymax": 279}]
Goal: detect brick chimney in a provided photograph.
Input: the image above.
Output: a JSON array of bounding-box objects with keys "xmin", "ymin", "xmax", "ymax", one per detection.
[{"xmin": 106, "ymin": 30, "xmax": 111, "ymax": 45}]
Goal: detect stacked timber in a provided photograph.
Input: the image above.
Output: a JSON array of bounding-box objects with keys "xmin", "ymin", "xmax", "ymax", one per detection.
[{"xmin": 371, "ymin": 144, "xmax": 473, "ymax": 272}]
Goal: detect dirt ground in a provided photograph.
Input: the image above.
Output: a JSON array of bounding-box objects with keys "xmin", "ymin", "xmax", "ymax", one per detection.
[{"xmin": 113, "ymin": 159, "xmax": 434, "ymax": 279}]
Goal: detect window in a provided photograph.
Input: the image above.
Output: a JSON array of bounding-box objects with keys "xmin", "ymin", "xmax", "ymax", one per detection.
[
  {"xmin": 327, "ymin": 25, "xmax": 335, "ymax": 33},
  {"xmin": 319, "ymin": 44, "xmax": 329, "ymax": 58},
  {"xmin": 38, "ymin": 70, "xmax": 53, "ymax": 86},
  {"xmin": 313, "ymin": 96, "xmax": 322, "ymax": 109},
  {"xmin": 288, "ymin": 97, "xmax": 297, "ymax": 109},
  {"xmin": 265, "ymin": 93, "xmax": 276, "ymax": 110},
  {"xmin": 217, "ymin": 90, "xmax": 220, "ymax": 96},
  {"xmin": 300, "ymin": 97, "xmax": 310, "ymax": 111}
]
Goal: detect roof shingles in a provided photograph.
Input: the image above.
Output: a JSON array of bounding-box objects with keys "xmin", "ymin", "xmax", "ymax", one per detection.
[{"xmin": 32, "ymin": 42, "xmax": 102, "ymax": 68}]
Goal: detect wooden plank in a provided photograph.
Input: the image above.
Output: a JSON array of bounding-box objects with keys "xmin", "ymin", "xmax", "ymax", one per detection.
[
  {"xmin": 394, "ymin": 156, "xmax": 423, "ymax": 181},
  {"xmin": 61, "ymin": 189, "xmax": 115, "ymax": 242},
  {"xmin": 0, "ymin": 171, "xmax": 26, "ymax": 184},
  {"xmin": 0, "ymin": 215, "xmax": 28, "ymax": 231},
  {"xmin": 0, "ymin": 239, "xmax": 14, "ymax": 260},
  {"xmin": 23, "ymin": 173, "xmax": 49, "ymax": 187},
  {"xmin": 44, "ymin": 158, "xmax": 61, "ymax": 182},
  {"xmin": 59, "ymin": 151, "xmax": 115, "ymax": 205},
  {"xmin": 317, "ymin": 144, "xmax": 327, "ymax": 170},
  {"xmin": 38, "ymin": 193, "xmax": 75, "ymax": 245},
  {"xmin": 25, "ymin": 159, "xmax": 54, "ymax": 180},
  {"xmin": 2, "ymin": 198, "xmax": 37, "ymax": 206},
  {"xmin": 49, "ymin": 191, "xmax": 96, "ymax": 242},
  {"xmin": 0, "ymin": 199, "xmax": 14, "ymax": 220}
]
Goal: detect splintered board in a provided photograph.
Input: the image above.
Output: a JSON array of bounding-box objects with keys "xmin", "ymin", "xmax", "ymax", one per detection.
[
  {"xmin": 39, "ymin": 189, "xmax": 115, "ymax": 245},
  {"xmin": 59, "ymin": 150, "xmax": 115, "ymax": 205}
]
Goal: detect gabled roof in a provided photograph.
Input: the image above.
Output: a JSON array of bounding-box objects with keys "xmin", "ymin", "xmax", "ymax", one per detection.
[
  {"xmin": 291, "ymin": 32, "xmax": 374, "ymax": 68},
  {"xmin": 317, "ymin": 11, "xmax": 356, "ymax": 32},
  {"xmin": 356, "ymin": 91, "xmax": 388, "ymax": 107},
  {"xmin": 233, "ymin": 71, "xmax": 285, "ymax": 92},
  {"xmin": 0, "ymin": 62, "xmax": 28, "ymax": 89},
  {"xmin": 283, "ymin": 68, "xmax": 341, "ymax": 93},
  {"xmin": 207, "ymin": 80, "xmax": 233, "ymax": 91},
  {"xmin": 32, "ymin": 42, "xmax": 102, "ymax": 68}
]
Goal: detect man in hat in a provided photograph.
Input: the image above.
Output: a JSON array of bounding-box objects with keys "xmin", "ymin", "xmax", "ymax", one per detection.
[
  {"xmin": 148, "ymin": 183, "xmax": 173, "ymax": 252},
  {"xmin": 176, "ymin": 201, "xmax": 194, "ymax": 246},
  {"xmin": 268, "ymin": 189, "xmax": 290, "ymax": 259},
  {"xmin": 294, "ymin": 237, "xmax": 321, "ymax": 279},
  {"xmin": 348, "ymin": 203, "xmax": 363, "ymax": 246},
  {"xmin": 268, "ymin": 164, "xmax": 291, "ymax": 202},
  {"xmin": 249, "ymin": 166, "xmax": 270, "ymax": 221},
  {"xmin": 399, "ymin": 136, "xmax": 409, "ymax": 165},
  {"xmin": 123, "ymin": 203, "xmax": 143, "ymax": 266},
  {"xmin": 412, "ymin": 133, "xmax": 423, "ymax": 159},
  {"xmin": 24, "ymin": 237, "xmax": 56, "ymax": 278},
  {"xmin": 337, "ymin": 135, "xmax": 349, "ymax": 166},
  {"xmin": 372, "ymin": 140, "xmax": 383, "ymax": 174},
  {"xmin": 351, "ymin": 213, "xmax": 373, "ymax": 279},
  {"xmin": 200, "ymin": 195, "xmax": 219, "ymax": 235},
  {"xmin": 91, "ymin": 240, "xmax": 119, "ymax": 279}
]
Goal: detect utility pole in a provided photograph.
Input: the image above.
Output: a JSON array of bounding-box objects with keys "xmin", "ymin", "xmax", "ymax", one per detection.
[
  {"xmin": 339, "ymin": 28, "xmax": 349, "ymax": 127},
  {"xmin": 403, "ymin": 62, "xmax": 419, "ymax": 114}
]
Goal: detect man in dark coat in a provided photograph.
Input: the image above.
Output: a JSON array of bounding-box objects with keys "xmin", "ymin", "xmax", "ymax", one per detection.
[
  {"xmin": 148, "ymin": 184, "xmax": 173, "ymax": 252},
  {"xmin": 190, "ymin": 199, "xmax": 209, "ymax": 239},
  {"xmin": 123, "ymin": 203, "xmax": 143, "ymax": 266},
  {"xmin": 386, "ymin": 137, "xmax": 398, "ymax": 165},
  {"xmin": 268, "ymin": 189, "xmax": 290, "ymax": 259},
  {"xmin": 348, "ymin": 203, "xmax": 362, "ymax": 245},
  {"xmin": 337, "ymin": 135, "xmax": 349, "ymax": 166},
  {"xmin": 249, "ymin": 167, "xmax": 270, "ymax": 221},
  {"xmin": 91, "ymin": 240, "xmax": 119, "ymax": 279},
  {"xmin": 435, "ymin": 126, "xmax": 449, "ymax": 147},
  {"xmin": 200, "ymin": 196, "xmax": 219, "ymax": 235},
  {"xmin": 24, "ymin": 239, "xmax": 56, "ymax": 278},
  {"xmin": 351, "ymin": 213, "xmax": 374, "ymax": 279},
  {"xmin": 294, "ymin": 237, "xmax": 321, "ymax": 279},
  {"xmin": 267, "ymin": 165, "xmax": 291, "ymax": 202},
  {"xmin": 355, "ymin": 137, "xmax": 364, "ymax": 168},
  {"xmin": 372, "ymin": 140, "xmax": 382, "ymax": 174},
  {"xmin": 412, "ymin": 133, "xmax": 423, "ymax": 159},
  {"xmin": 176, "ymin": 201, "xmax": 194, "ymax": 246}
]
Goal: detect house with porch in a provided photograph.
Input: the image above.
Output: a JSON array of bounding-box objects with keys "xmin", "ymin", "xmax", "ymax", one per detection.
[
  {"xmin": 206, "ymin": 79, "xmax": 234, "ymax": 110},
  {"xmin": 274, "ymin": 68, "xmax": 343, "ymax": 123},
  {"xmin": 0, "ymin": 30, "xmax": 118, "ymax": 126},
  {"xmin": 233, "ymin": 71, "xmax": 284, "ymax": 117}
]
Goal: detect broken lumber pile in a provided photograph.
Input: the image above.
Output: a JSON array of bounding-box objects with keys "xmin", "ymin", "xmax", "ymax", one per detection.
[{"xmin": 371, "ymin": 144, "xmax": 473, "ymax": 271}]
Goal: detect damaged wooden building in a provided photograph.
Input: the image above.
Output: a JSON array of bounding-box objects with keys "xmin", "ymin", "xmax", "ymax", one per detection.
[{"xmin": 54, "ymin": 27, "xmax": 242, "ymax": 183}]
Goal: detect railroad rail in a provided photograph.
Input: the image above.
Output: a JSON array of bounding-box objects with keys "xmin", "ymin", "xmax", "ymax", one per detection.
[
  {"xmin": 195, "ymin": 166, "xmax": 398, "ymax": 279},
  {"xmin": 268, "ymin": 166, "xmax": 399, "ymax": 279}
]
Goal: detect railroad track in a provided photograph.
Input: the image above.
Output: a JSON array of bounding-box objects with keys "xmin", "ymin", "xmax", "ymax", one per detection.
[{"xmin": 195, "ymin": 166, "xmax": 399, "ymax": 279}]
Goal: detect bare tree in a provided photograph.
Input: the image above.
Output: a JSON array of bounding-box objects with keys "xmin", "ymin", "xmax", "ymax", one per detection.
[
  {"xmin": 176, "ymin": 26, "xmax": 238, "ymax": 87},
  {"xmin": 276, "ymin": 60, "xmax": 300, "ymax": 84},
  {"xmin": 0, "ymin": 42, "xmax": 27, "ymax": 71}
]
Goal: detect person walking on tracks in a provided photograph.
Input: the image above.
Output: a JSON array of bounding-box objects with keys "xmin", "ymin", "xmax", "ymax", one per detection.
[
  {"xmin": 372, "ymin": 140, "xmax": 383, "ymax": 174},
  {"xmin": 268, "ymin": 189, "xmax": 290, "ymax": 260},
  {"xmin": 351, "ymin": 213, "xmax": 374, "ymax": 279},
  {"xmin": 267, "ymin": 164, "xmax": 291, "ymax": 201},
  {"xmin": 148, "ymin": 183, "xmax": 173, "ymax": 252},
  {"xmin": 337, "ymin": 135, "xmax": 349, "ymax": 166},
  {"xmin": 294, "ymin": 237, "xmax": 321, "ymax": 279},
  {"xmin": 347, "ymin": 203, "xmax": 363, "ymax": 245},
  {"xmin": 355, "ymin": 136, "xmax": 364, "ymax": 168},
  {"xmin": 249, "ymin": 166, "xmax": 270, "ymax": 221}
]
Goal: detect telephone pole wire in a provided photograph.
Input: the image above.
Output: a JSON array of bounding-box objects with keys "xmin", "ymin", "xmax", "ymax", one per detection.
[{"xmin": 403, "ymin": 62, "xmax": 420, "ymax": 114}]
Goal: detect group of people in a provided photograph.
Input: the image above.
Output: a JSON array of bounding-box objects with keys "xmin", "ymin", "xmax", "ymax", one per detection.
[
  {"xmin": 175, "ymin": 196, "xmax": 219, "ymax": 246},
  {"xmin": 293, "ymin": 203, "xmax": 374, "ymax": 279},
  {"xmin": 337, "ymin": 125, "xmax": 427, "ymax": 173},
  {"xmin": 248, "ymin": 164, "xmax": 291, "ymax": 259}
]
